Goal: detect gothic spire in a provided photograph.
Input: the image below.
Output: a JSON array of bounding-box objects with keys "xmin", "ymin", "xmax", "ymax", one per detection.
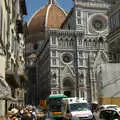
[{"xmin": 47, "ymin": 0, "xmax": 57, "ymax": 5}]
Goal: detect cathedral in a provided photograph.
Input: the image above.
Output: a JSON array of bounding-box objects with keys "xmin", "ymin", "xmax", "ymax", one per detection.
[{"xmin": 26, "ymin": 0, "xmax": 110, "ymax": 105}]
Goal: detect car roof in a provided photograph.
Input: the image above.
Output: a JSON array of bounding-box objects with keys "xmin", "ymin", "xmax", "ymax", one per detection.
[
  {"xmin": 49, "ymin": 94, "xmax": 67, "ymax": 99},
  {"xmin": 100, "ymin": 107, "xmax": 120, "ymax": 113},
  {"xmin": 99, "ymin": 104, "xmax": 119, "ymax": 108},
  {"xmin": 100, "ymin": 104, "xmax": 118, "ymax": 107}
]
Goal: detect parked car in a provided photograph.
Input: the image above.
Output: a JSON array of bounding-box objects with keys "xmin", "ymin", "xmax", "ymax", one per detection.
[
  {"xmin": 93, "ymin": 104, "xmax": 119, "ymax": 119},
  {"xmin": 99, "ymin": 104, "xmax": 119, "ymax": 110},
  {"xmin": 94, "ymin": 107, "xmax": 120, "ymax": 120}
]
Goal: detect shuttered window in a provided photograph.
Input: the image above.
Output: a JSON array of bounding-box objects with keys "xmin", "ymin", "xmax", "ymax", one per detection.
[
  {"xmin": 16, "ymin": 20, "xmax": 23, "ymax": 33},
  {"xmin": 19, "ymin": 0, "xmax": 27, "ymax": 15}
]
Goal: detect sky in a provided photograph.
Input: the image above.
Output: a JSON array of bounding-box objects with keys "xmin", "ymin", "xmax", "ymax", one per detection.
[{"xmin": 24, "ymin": 0, "xmax": 74, "ymax": 22}]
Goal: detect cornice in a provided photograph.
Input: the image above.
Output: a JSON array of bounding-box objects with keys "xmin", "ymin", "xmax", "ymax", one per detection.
[
  {"xmin": 48, "ymin": 29, "xmax": 84, "ymax": 37},
  {"xmin": 75, "ymin": 1, "xmax": 110, "ymax": 10}
]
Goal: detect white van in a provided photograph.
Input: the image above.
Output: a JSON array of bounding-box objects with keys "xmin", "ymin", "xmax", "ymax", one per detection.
[{"xmin": 62, "ymin": 97, "xmax": 93, "ymax": 120}]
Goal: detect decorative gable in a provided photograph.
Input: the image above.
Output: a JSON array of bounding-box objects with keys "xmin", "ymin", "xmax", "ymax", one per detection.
[
  {"xmin": 63, "ymin": 64, "xmax": 75, "ymax": 76},
  {"xmin": 94, "ymin": 50, "xmax": 108, "ymax": 67}
]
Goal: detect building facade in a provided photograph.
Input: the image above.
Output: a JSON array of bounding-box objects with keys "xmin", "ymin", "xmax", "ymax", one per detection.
[
  {"xmin": 24, "ymin": 53, "xmax": 37, "ymax": 105},
  {"xmin": 0, "ymin": 0, "xmax": 11, "ymax": 115},
  {"xmin": 26, "ymin": 0, "xmax": 110, "ymax": 105},
  {"xmin": 26, "ymin": 0, "xmax": 68, "ymax": 105},
  {"xmin": 93, "ymin": 1, "xmax": 120, "ymax": 105},
  {"xmin": 107, "ymin": 1, "xmax": 120, "ymax": 63},
  {"xmin": 6, "ymin": 0, "xmax": 27, "ymax": 106},
  {"xmin": 0, "ymin": 0, "xmax": 27, "ymax": 115},
  {"xmin": 94, "ymin": 62, "xmax": 120, "ymax": 106}
]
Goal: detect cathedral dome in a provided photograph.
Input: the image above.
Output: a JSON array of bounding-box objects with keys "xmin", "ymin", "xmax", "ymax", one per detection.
[{"xmin": 28, "ymin": 0, "xmax": 67, "ymax": 34}]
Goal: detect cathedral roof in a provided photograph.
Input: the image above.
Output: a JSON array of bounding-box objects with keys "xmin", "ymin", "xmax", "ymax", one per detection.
[{"xmin": 28, "ymin": 0, "xmax": 67, "ymax": 34}]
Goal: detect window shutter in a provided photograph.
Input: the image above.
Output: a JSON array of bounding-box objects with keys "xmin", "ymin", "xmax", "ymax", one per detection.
[
  {"xmin": 16, "ymin": 20, "xmax": 23, "ymax": 33},
  {"xmin": 20, "ymin": 0, "xmax": 27, "ymax": 15}
]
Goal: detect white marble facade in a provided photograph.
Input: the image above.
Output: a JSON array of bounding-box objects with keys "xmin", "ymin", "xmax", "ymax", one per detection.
[
  {"xmin": 28, "ymin": 0, "xmax": 110, "ymax": 103},
  {"xmin": 48, "ymin": 0, "xmax": 109, "ymax": 102}
]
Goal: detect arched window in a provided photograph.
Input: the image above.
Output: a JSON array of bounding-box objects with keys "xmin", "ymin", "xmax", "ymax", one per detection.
[
  {"xmin": 52, "ymin": 36, "xmax": 56, "ymax": 44},
  {"xmin": 84, "ymin": 39, "xmax": 87, "ymax": 46},
  {"xmin": 66, "ymin": 38, "xmax": 68, "ymax": 47},
  {"xmin": 11, "ymin": 59, "xmax": 15, "ymax": 72},
  {"xmin": 80, "ymin": 73, "xmax": 84, "ymax": 79},
  {"xmin": 52, "ymin": 51, "xmax": 56, "ymax": 57},
  {"xmin": 60, "ymin": 38, "xmax": 63, "ymax": 41},
  {"xmin": 79, "ymin": 39, "xmax": 82, "ymax": 45},
  {"xmin": 99, "ymin": 37, "xmax": 104, "ymax": 43},
  {"xmin": 99, "ymin": 37, "xmax": 104, "ymax": 48},
  {"xmin": 63, "ymin": 78, "xmax": 73, "ymax": 88},
  {"xmin": 77, "ymin": 10, "xmax": 81, "ymax": 17},
  {"xmin": 61, "ymin": 38, "xmax": 64, "ymax": 48},
  {"xmin": 89, "ymin": 39, "xmax": 91, "ymax": 46},
  {"xmin": 52, "ymin": 72, "xmax": 56, "ymax": 79},
  {"xmin": 79, "ymin": 59, "xmax": 83, "ymax": 66},
  {"xmin": 33, "ymin": 43, "xmax": 38, "ymax": 50},
  {"xmin": 58, "ymin": 38, "xmax": 62, "ymax": 46},
  {"xmin": 71, "ymin": 39, "xmax": 74, "ymax": 46},
  {"xmin": 52, "ymin": 58, "xmax": 56, "ymax": 65},
  {"xmin": 68, "ymin": 24, "xmax": 70, "ymax": 29},
  {"xmin": 70, "ymin": 39, "xmax": 73, "ymax": 47},
  {"xmin": 79, "ymin": 51, "xmax": 83, "ymax": 57},
  {"xmin": 93, "ymin": 39, "xmax": 96, "ymax": 46}
]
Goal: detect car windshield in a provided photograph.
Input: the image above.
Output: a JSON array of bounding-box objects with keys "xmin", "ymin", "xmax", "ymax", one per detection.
[
  {"xmin": 100, "ymin": 110, "xmax": 120, "ymax": 120},
  {"xmin": 70, "ymin": 103, "xmax": 90, "ymax": 111},
  {"xmin": 48, "ymin": 98, "xmax": 62, "ymax": 112}
]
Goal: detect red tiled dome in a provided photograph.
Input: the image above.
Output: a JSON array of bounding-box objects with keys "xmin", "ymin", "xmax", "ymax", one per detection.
[{"xmin": 28, "ymin": 2, "xmax": 67, "ymax": 34}]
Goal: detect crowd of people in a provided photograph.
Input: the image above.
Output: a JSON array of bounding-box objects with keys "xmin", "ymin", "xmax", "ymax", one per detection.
[{"xmin": 6, "ymin": 104, "xmax": 45, "ymax": 120}]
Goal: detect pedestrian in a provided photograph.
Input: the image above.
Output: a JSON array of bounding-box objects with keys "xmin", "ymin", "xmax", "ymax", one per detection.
[
  {"xmin": 0, "ymin": 116, "xmax": 5, "ymax": 120},
  {"xmin": 21, "ymin": 109, "xmax": 34, "ymax": 120},
  {"xmin": 36, "ymin": 112, "xmax": 42, "ymax": 120},
  {"xmin": 36, "ymin": 112, "xmax": 45, "ymax": 120},
  {"xmin": 8, "ymin": 104, "xmax": 14, "ymax": 111},
  {"xmin": 7, "ymin": 108, "xmax": 19, "ymax": 120}
]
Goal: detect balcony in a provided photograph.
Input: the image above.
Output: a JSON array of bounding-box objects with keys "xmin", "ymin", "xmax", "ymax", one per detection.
[
  {"xmin": 19, "ymin": 73, "xmax": 28, "ymax": 84},
  {"xmin": 5, "ymin": 71, "xmax": 20, "ymax": 88}
]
